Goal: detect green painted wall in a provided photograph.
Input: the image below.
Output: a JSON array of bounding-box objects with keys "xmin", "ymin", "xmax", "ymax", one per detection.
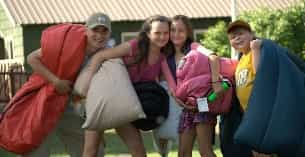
[
  {"xmin": 23, "ymin": 21, "xmax": 142, "ymax": 52},
  {"xmin": 20, "ymin": 18, "xmax": 229, "ymax": 71},
  {"xmin": 191, "ymin": 17, "xmax": 230, "ymax": 41},
  {"xmin": 23, "ymin": 24, "xmax": 50, "ymax": 56},
  {"xmin": 22, "ymin": 18, "xmax": 228, "ymax": 56},
  {"xmin": 111, "ymin": 18, "xmax": 230, "ymax": 44},
  {"xmin": 0, "ymin": 5, "xmax": 23, "ymax": 60},
  {"xmin": 111, "ymin": 21, "xmax": 143, "ymax": 44},
  {"xmin": 22, "ymin": 21, "xmax": 143, "ymax": 57},
  {"xmin": 191, "ymin": 17, "xmax": 229, "ymax": 29},
  {"xmin": 22, "ymin": 24, "xmax": 51, "ymax": 71}
]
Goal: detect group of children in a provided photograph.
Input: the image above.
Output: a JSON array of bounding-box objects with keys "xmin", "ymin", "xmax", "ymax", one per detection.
[
  {"xmin": 3, "ymin": 11, "xmax": 299, "ymax": 157},
  {"xmin": 78, "ymin": 13, "xmax": 268, "ymax": 157}
]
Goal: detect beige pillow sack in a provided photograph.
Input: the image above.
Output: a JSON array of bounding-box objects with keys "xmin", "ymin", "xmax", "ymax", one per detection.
[{"xmin": 74, "ymin": 58, "xmax": 146, "ymax": 130}]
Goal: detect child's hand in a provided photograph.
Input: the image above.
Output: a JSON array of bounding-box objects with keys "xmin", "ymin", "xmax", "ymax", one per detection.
[
  {"xmin": 52, "ymin": 78, "xmax": 72, "ymax": 94},
  {"xmin": 169, "ymin": 90, "xmax": 175, "ymax": 97},
  {"xmin": 250, "ymin": 39, "xmax": 262, "ymax": 52},
  {"xmin": 212, "ymin": 81, "xmax": 225, "ymax": 95},
  {"xmin": 174, "ymin": 96, "xmax": 196, "ymax": 111},
  {"xmin": 250, "ymin": 39, "xmax": 262, "ymax": 72},
  {"xmin": 89, "ymin": 53, "xmax": 106, "ymax": 73}
]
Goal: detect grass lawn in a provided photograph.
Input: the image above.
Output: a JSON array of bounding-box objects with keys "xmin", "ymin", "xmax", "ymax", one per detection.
[{"xmin": 0, "ymin": 130, "xmax": 223, "ymax": 157}]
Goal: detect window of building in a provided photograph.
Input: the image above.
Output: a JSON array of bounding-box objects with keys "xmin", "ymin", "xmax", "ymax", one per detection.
[
  {"xmin": 193, "ymin": 29, "xmax": 206, "ymax": 42},
  {"xmin": 121, "ymin": 32, "xmax": 138, "ymax": 43},
  {"xmin": 9, "ymin": 40, "xmax": 13, "ymax": 59}
]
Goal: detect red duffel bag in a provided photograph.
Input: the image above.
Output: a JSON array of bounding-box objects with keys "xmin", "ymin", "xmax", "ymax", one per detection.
[{"xmin": 0, "ymin": 24, "xmax": 86, "ymax": 154}]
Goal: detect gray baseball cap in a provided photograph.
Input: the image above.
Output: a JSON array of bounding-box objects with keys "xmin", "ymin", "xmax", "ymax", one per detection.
[{"xmin": 85, "ymin": 12, "xmax": 111, "ymax": 32}]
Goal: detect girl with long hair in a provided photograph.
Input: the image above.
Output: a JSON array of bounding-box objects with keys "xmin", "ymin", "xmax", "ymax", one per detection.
[{"xmin": 81, "ymin": 15, "xmax": 176, "ymax": 157}]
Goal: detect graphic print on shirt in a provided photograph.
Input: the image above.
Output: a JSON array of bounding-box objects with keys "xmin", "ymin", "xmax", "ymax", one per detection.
[{"xmin": 237, "ymin": 68, "xmax": 248, "ymax": 87}]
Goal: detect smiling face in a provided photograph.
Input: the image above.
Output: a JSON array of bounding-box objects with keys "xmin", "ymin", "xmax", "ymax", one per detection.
[
  {"xmin": 147, "ymin": 21, "xmax": 170, "ymax": 48},
  {"xmin": 170, "ymin": 19, "xmax": 188, "ymax": 48},
  {"xmin": 86, "ymin": 25, "xmax": 110, "ymax": 55},
  {"xmin": 228, "ymin": 28, "xmax": 254, "ymax": 53}
]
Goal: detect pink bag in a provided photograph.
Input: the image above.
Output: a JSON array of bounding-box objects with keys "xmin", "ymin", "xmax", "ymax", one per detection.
[{"xmin": 175, "ymin": 47, "xmax": 238, "ymax": 114}]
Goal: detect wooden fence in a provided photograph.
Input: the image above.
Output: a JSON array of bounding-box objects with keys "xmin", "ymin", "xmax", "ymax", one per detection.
[{"xmin": 0, "ymin": 62, "xmax": 29, "ymax": 109}]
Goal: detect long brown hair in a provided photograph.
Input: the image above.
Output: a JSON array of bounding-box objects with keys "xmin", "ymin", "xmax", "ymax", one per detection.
[
  {"xmin": 129, "ymin": 15, "xmax": 171, "ymax": 66},
  {"xmin": 172, "ymin": 15, "xmax": 194, "ymax": 55}
]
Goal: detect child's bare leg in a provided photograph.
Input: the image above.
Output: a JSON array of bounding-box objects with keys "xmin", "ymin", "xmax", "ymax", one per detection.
[
  {"xmin": 82, "ymin": 130, "xmax": 103, "ymax": 157},
  {"xmin": 158, "ymin": 138, "xmax": 171, "ymax": 157},
  {"xmin": 196, "ymin": 123, "xmax": 216, "ymax": 157},
  {"xmin": 178, "ymin": 128, "xmax": 195, "ymax": 157},
  {"xmin": 153, "ymin": 137, "xmax": 171, "ymax": 157},
  {"xmin": 115, "ymin": 124, "xmax": 146, "ymax": 157},
  {"xmin": 152, "ymin": 131, "xmax": 171, "ymax": 157}
]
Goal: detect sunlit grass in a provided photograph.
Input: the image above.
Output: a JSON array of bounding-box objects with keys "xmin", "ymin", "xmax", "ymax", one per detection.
[
  {"xmin": 0, "ymin": 129, "xmax": 223, "ymax": 157},
  {"xmin": 103, "ymin": 130, "xmax": 222, "ymax": 157}
]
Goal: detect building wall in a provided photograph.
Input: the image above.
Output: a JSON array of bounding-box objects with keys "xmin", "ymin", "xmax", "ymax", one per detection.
[
  {"xmin": 22, "ymin": 24, "xmax": 51, "ymax": 71},
  {"xmin": 21, "ymin": 17, "xmax": 229, "ymax": 71},
  {"xmin": 191, "ymin": 17, "xmax": 229, "ymax": 28},
  {"xmin": 111, "ymin": 18, "xmax": 230, "ymax": 44},
  {"xmin": 23, "ymin": 25, "xmax": 50, "ymax": 56},
  {"xmin": 191, "ymin": 17, "xmax": 230, "ymax": 41},
  {"xmin": 22, "ymin": 21, "xmax": 143, "ymax": 59},
  {"xmin": 0, "ymin": 5, "xmax": 23, "ymax": 61},
  {"xmin": 22, "ymin": 18, "xmax": 230, "ymax": 56},
  {"xmin": 111, "ymin": 21, "xmax": 143, "ymax": 44},
  {"xmin": 21, "ymin": 22, "xmax": 141, "ymax": 71}
]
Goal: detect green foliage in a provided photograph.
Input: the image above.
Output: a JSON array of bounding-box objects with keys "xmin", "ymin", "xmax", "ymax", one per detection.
[
  {"xmin": 201, "ymin": 0, "xmax": 305, "ymax": 59},
  {"xmin": 200, "ymin": 21, "xmax": 231, "ymax": 57},
  {"xmin": 240, "ymin": 1, "xmax": 305, "ymax": 59}
]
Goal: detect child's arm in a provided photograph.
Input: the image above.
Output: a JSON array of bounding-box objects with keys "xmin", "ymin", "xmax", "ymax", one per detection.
[
  {"xmin": 193, "ymin": 43, "xmax": 226, "ymax": 93},
  {"xmin": 174, "ymin": 96, "xmax": 196, "ymax": 110},
  {"xmin": 209, "ymin": 55, "xmax": 225, "ymax": 94},
  {"xmin": 88, "ymin": 42, "xmax": 132, "ymax": 74},
  {"xmin": 161, "ymin": 59, "xmax": 176, "ymax": 94},
  {"xmin": 191, "ymin": 42, "xmax": 215, "ymax": 56},
  {"xmin": 27, "ymin": 49, "xmax": 71, "ymax": 94},
  {"xmin": 250, "ymin": 39, "xmax": 262, "ymax": 73},
  {"xmin": 81, "ymin": 42, "xmax": 132, "ymax": 96}
]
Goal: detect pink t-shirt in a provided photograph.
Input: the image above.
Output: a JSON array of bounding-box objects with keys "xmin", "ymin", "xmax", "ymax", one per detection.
[{"xmin": 123, "ymin": 39, "xmax": 176, "ymax": 92}]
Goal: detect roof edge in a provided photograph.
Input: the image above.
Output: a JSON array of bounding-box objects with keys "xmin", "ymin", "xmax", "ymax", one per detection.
[
  {"xmin": 1, "ymin": 0, "xmax": 17, "ymax": 26},
  {"xmin": 19, "ymin": 16, "xmax": 231, "ymax": 25}
]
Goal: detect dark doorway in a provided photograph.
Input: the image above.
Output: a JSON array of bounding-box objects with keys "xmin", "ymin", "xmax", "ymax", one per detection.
[{"xmin": 0, "ymin": 37, "xmax": 4, "ymax": 59}]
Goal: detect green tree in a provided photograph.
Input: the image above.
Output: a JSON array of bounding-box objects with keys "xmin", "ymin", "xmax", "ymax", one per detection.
[
  {"xmin": 201, "ymin": 0, "xmax": 305, "ymax": 59},
  {"xmin": 200, "ymin": 21, "xmax": 231, "ymax": 57},
  {"xmin": 240, "ymin": 1, "xmax": 305, "ymax": 59}
]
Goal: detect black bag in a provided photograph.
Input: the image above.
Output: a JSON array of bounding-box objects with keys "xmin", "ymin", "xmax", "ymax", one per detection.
[{"xmin": 132, "ymin": 81, "xmax": 169, "ymax": 131}]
